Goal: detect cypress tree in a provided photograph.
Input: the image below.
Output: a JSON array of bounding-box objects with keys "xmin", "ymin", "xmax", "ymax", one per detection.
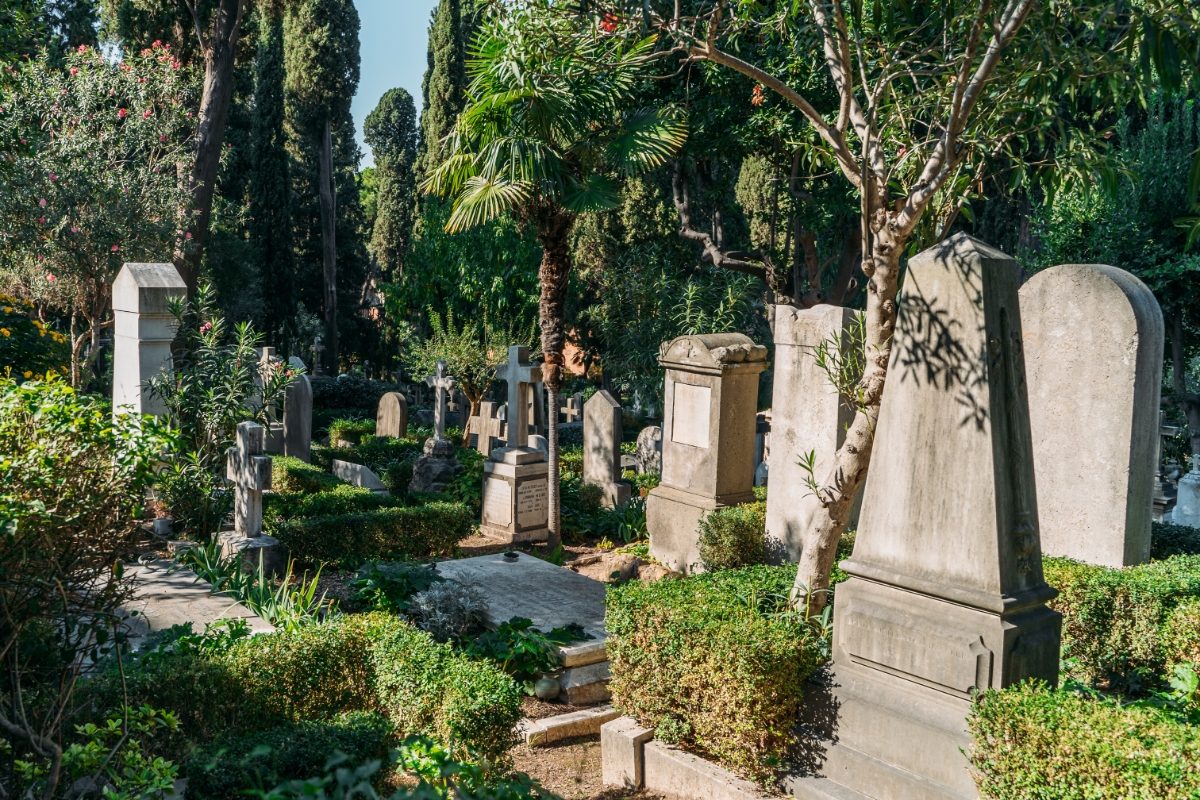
[
  {"xmin": 417, "ymin": 0, "xmax": 478, "ymax": 179},
  {"xmin": 365, "ymin": 88, "xmax": 418, "ymax": 282}
]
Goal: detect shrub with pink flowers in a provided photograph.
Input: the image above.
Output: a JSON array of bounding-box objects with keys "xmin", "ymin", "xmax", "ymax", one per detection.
[{"xmin": 0, "ymin": 42, "xmax": 196, "ymax": 387}]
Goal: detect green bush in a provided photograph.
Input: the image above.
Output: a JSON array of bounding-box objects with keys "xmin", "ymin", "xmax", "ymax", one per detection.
[
  {"xmin": 969, "ymin": 682, "xmax": 1200, "ymax": 799},
  {"xmin": 1045, "ymin": 555, "xmax": 1200, "ymax": 688},
  {"xmin": 265, "ymin": 484, "xmax": 400, "ymax": 526},
  {"xmin": 698, "ymin": 501, "xmax": 767, "ymax": 571},
  {"xmin": 274, "ymin": 502, "xmax": 473, "ymax": 565},
  {"xmin": 606, "ymin": 565, "xmax": 824, "ymax": 783},
  {"xmin": 272, "ymin": 455, "xmax": 345, "ymax": 494},
  {"xmin": 329, "ymin": 418, "xmax": 376, "ymax": 446},
  {"xmin": 1152, "ymin": 521, "xmax": 1200, "ymax": 560},
  {"xmin": 363, "ymin": 614, "xmax": 522, "ymax": 764},
  {"xmin": 1163, "ymin": 598, "xmax": 1200, "ymax": 668},
  {"xmin": 310, "ymin": 376, "xmax": 402, "ymax": 418},
  {"xmin": 183, "ymin": 712, "xmax": 395, "ymax": 800}
]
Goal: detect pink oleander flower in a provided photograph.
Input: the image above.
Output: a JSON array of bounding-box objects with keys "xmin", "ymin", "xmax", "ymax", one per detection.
[
  {"xmin": 142, "ymin": 108, "xmax": 152, "ymax": 119},
  {"xmin": 70, "ymin": 226, "xmax": 79, "ymax": 234},
  {"xmin": 200, "ymin": 321, "xmax": 213, "ymax": 334},
  {"xmin": 46, "ymin": 272, "xmax": 56, "ymax": 283},
  {"xmin": 49, "ymin": 172, "xmax": 57, "ymax": 182},
  {"xmin": 117, "ymin": 107, "xmax": 127, "ymax": 119},
  {"xmin": 38, "ymin": 216, "xmax": 46, "ymax": 225},
  {"xmin": 110, "ymin": 244, "xmax": 120, "ymax": 252},
  {"xmin": 184, "ymin": 231, "xmax": 192, "ymax": 240},
  {"xmin": 38, "ymin": 198, "xmax": 47, "ymax": 208},
  {"xmin": 69, "ymin": 67, "xmax": 79, "ymax": 76}
]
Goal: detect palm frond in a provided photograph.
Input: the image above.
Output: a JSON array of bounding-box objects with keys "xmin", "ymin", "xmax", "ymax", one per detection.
[
  {"xmin": 561, "ymin": 174, "xmax": 620, "ymax": 214},
  {"xmin": 445, "ymin": 176, "xmax": 533, "ymax": 233},
  {"xmin": 422, "ymin": 152, "xmax": 477, "ymax": 198},
  {"xmin": 606, "ymin": 107, "xmax": 689, "ymax": 177}
]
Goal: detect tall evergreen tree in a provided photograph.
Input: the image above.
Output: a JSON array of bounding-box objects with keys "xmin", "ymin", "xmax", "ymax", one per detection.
[
  {"xmin": 365, "ymin": 88, "xmax": 418, "ymax": 281},
  {"xmin": 248, "ymin": 4, "xmax": 294, "ymax": 349},
  {"xmin": 417, "ymin": 0, "xmax": 477, "ymax": 179}
]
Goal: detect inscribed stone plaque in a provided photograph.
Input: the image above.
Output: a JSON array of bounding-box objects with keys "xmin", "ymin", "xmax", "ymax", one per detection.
[
  {"xmin": 517, "ymin": 478, "xmax": 548, "ymax": 527},
  {"xmin": 671, "ymin": 383, "xmax": 711, "ymax": 448},
  {"xmin": 482, "ymin": 478, "xmax": 512, "ymax": 526}
]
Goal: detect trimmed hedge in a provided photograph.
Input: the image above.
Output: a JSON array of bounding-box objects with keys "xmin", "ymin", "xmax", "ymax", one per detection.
[
  {"xmin": 1151, "ymin": 521, "xmax": 1200, "ymax": 560},
  {"xmin": 328, "ymin": 417, "xmax": 376, "ymax": 446},
  {"xmin": 1045, "ymin": 554, "xmax": 1200, "ymax": 686},
  {"xmin": 698, "ymin": 501, "xmax": 767, "ymax": 571},
  {"xmin": 182, "ymin": 712, "xmax": 394, "ymax": 800},
  {"xmin": 271, "ymin": 455, "xmax": 345, "ymax": 494},
  {"xmin": 606, "ymin": 565, "xmax": 824, "ymax": 783},
  {"xmin": 274, "ymin": 501, "xmax": 473, "ymax": 566},
  {"xmin": 265, "ymin": 484, "xmax": 400, "ymax": 526},
  {"xmin": 969, "ymin": 682, "xmax": 1200, "ymax": 799}
]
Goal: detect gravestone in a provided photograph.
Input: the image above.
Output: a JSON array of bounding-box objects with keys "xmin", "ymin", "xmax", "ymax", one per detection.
[
  {"xmin": 1021, "ymin": 263, "xmax": 1164, "ymax": 567},
  {"xmin": 332, "ymin": 459, "xmax": 389, "ymax": 493},
  {"xmin": 376, "ymin": 391, "xmax": 409, "ymax": 439},
  {"xmin": 481, "ymin": 346, "xmax": 550, "ymax": 543},
  {"xmin": 1173, "ymin": 456, "xmax": 1200, "ymax": 528},
  {"xmin": 790, "ymin": 234, "xmax": 1061, "ymax": 800},
  {"xmin": 584, "ymin": 390, "xmax": 631, "ymax": 508},
  {"xmin": 561, "ymin": 392, "xmax": 584, "ymax": 423},
  {"xmin": 468, "ymin": 400, "xmax": 504, "ymax": 457},
  {"xmin": 283, "ymin": 369, "xmax": 313, "ymax": 462},
  {"xmin": 409, "ymin": 361, "xmax": 462, "ymax": 494},
  {"xmin": 635, "ymin": 426, "xmax": 662, "ymax": 476},
  {"xmin": 767, "ymin": 305, "xmax": 864, "ymax": 561},
  {"xmin": 255, "ymin": 348, "xmax": 286, "ymax": 454},
  {"xmin": 529, "ymin": 433, "xmax": 549, "ymax": 457},
  {"xmin": 527, "ymin": 381, "xmax": 548, "ymax": 436},
  {"xmin": 111, "ymin": 262, "xmax": 186, "ymax": 418},
  {"xmin": 646, "ymin": 334, "xmax": 767, "ymax": 573},
  {"xmin": 219, "ymin": 421, "xmax": 284, "ymax": 573}
]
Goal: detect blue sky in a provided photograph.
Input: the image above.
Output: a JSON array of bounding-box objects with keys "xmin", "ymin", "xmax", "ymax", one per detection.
[{"xmin": 352, "ymin": 0, "xmax": 440, "ymax": 168}]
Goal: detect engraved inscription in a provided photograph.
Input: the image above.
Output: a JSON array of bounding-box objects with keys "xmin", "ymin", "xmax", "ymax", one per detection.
[
  {"xmin": 482, "ymin": 477, "xmax": 512, "ymax": 526},
  {"xmin": 843, "ymin": 612, "xmax": 989, "ymax": 695},
  {"xmin": 671, "ymin": 382, "xmax": 711, "ymax": 448},
  {"xmin": 516, "ymin": 478, "xmax": 548, "ymax": 527}
]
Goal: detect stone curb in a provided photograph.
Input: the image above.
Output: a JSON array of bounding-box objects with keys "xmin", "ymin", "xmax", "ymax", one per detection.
[{"xmin": 520, "ymin": 705, "xmax": 621, "ymax": 747}]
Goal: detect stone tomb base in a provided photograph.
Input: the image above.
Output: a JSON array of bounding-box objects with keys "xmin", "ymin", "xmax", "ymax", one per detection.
[
  {"xmin": 646, "ymin": 483, "xmax": 755, "ymax": 573},
  {"xmin": 217, "ymin": 530, "xmax": 286, "ymax": 576},
  {"xmin": 480, "ymin": 447, "xmax": 549, "ymax": 544},
  {"xmin": 435, "ymin": 553, "xmax": 610, "ymax": 704}
]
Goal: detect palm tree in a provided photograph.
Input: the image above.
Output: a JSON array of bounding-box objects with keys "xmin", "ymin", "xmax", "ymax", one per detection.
[{"xmin": 424, "ymin": 2, "xmax": 686, "ymax": 549}]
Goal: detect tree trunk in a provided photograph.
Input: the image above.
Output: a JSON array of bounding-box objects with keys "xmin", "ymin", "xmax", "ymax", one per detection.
[
  {"xmin": 791, "ymin": 206, "xmax": 903, "ymax": 612},
  {"xmin": 176, "ymin": 3, "xmax": 243, "ymax": 296},
  {"xmin": 318, "ymin": 118, "xmax": 338, "ymax": 374},
  {"xmin": 534, "ymin": 205, "xmax": 574, "ymax": 551}
]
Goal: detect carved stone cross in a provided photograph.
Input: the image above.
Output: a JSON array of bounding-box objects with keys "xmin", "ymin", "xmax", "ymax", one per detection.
[
  {"xmin": 561, "ymin": 392, "xmax": 583, "ymax": 423},
  {"xmin": 226, "ymin": 421, "xmax": 272, "ymax": 538},
  {"xmin": 497, "ymin": 346, "xmax": 541, "ymax": 451},
  {"xmin": 467, "ymin": 400, "xmax": 504, "ymax": 457},
  {"xmin": 426, "ymin": 360, "xmax": 457, "ymax": 443}
]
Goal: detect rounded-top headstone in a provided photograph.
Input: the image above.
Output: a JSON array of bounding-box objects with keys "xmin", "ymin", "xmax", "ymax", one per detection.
[{"xmin": 376, "ymin": 391, "xmax": 409, "ymax": 439}]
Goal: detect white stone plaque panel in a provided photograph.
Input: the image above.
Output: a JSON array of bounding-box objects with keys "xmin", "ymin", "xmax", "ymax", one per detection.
[
  {"xmin": 482, "ymin": 477, "xmax": 513, "ymax": 526},
  {"xmin": 671, "ymin": 382, "xmax": 711, "ymax": 448},
  {"xmin": 517, "ymin": 478, "xmax": 548, "ymax": 527}
]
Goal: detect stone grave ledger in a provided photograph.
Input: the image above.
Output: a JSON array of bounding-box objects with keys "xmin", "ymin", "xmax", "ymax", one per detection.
[
  {"xmin": 766, "ymin": 305, "xmax": 864, "ymax": 561},
  {"xmin": 790, "ymin": 234, "xmax": 1062, "ymax": 800},
  {"xmin": 646, "ymin": 334, "xmax": 767, "ymax": 573},
  {"xmin": 111, "ymin": 262, "xmax": 187, "ymax": 418},
  {"xmin": 1021, "ymin": 264, "xmax": 1164, "ymax": 568}
]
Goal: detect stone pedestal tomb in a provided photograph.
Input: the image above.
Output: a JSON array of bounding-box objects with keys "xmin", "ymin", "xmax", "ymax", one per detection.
[
  {"xmin": 409, "ymin": 361, "xmax": 462, "ymax": 494},
  {"xmin": 790, "ymin": 234, "xmax": 1061, "ymax": 800},
  {"xmin": 646, "ymin": 334, "xmax": 767, "ymax": 573},
  {"xmin": 767, "ymin": 305, "xmax": 863, "ymax": 561},
  {"xmin": 111, "ymin": 262, "xmax": 186, "ymax": 417},
  {"xmin": 376, "ymin": 391, "xmax": 409, "ymax": 439},
  {"xmin": 584, "ymin": 390, "xmax": 631, "ymax": 509},
  {"xmin": 1021, "ymin": 263, "xmax": 1164, "ymax": 567},
  {"xmin": 481, "ymin": 346, "xmax": 550, "ymax": 543}
]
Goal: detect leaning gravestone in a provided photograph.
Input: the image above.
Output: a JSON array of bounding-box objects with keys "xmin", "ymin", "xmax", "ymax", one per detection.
[
  {"xmin": 409, "ymin": 361, "xmax": 462, "ymax": 494},
  {"xmin": 789, "ymin": 233, "xmax": 1061, "ymax": 800},
  {"xmin": 111, "ymin": 262, "xmax": 186, "ymax": 418},
  {"xmin": 283, "ymin": 359, "xmax": 312, "ymax": 462},
  {"xmin": 646, "ymin": 334, "xmax": 767, "ymax": 573},
  {"xmin": 1021, "ymin": 263, "xmax": 1164, "ymax": 567},
  {"xmin": 584, "ymin": 390, "xmax": 631, "ymax": 509},
  {"xmin": 767, "ymin": 305, "xmax": 864, "ymax": 561},
  {"xmin": 376, "ymin": 391, "xmax": 409, "ymax": 439},
  {"xmin": 219, "ymin": 421, "xmax": 284, "ymax": 573}
]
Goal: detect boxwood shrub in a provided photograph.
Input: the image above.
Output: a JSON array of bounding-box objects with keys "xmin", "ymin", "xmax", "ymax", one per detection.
[
  {"xmin": 606, "ymin": 565, "xmax": 824, "ymax": 783},
  {"xmin": 328, "ymin": 417, "xmax": 376, "ymax": 446},
  {"xmin": 274, "ymin": 502, "xmax": 473, "ymax": 565},
  {"xmin": 1045, "ymin": 554, "xmax": 1200, "ymax": 687},
  {"xmin": 969, "ymin": 682, "xmax": 1200, "ymax": 799},
  {"xmin": 265, "ymin": 483, "xmax": 400, "ymax": 526},
  {"xmin": 698, "ymin": 501, "xmax": 767, "ymax": 571},
  {"xmin": 1151, "ymin": 521, "xmax": 1200, "ymax": 560},
  {"xmin": 271, "ymin": 455, "xmax": 345, "ymax": 494}
]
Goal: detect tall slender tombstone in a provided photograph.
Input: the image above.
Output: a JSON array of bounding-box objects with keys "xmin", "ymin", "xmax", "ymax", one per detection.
[
  {"xmin": 766, "ymin": 305, "xmax": 864, "ymax": 560},
  {"xmin": 111, "ymin": 262, "xmax": 186, "ymax": 418},
  {"xmin": 256, "ymin": 347, "xmax": 285, "ymax": 453},
  {"xmin": 481, "ymin": 347, "xmax": 550, "ymax": 543},
  {"xmin": 646, "ymin": 333, "xmax": 767, "ymax": 573},
  {"xmin": 791, "ymin": 234, "xmax": 1061, "ymax": 800},
  {"xmin": 283, "ymin": 365, "xmax": 313, "ymax": 462},
  {"xmin": 1020, "ymin": 264, "xmax": 1164, "ymax": 567},
  {"xmin": 583, "ymin": 390, "xmax": 631, "ymax": 508}
]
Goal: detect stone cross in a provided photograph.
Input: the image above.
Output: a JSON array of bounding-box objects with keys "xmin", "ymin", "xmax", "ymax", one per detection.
[
  {"xmin": 468, "ymin": 400, "xmax": 504, "ymax": 457},
  {"xmin": 497, "ymin": 346, "xmax": 542, "ymax": 452},
  {"xmin": 257, "ymin": 347, "xmax": 278, "ymax": 419},
  {"xmin": 561, "ymin": 392, "xmax": 584, "ymax": 423},
  {"xmin": 426, "ymin": 360, "xmax": 456, "ymax": 443},
  {"xmin": 226, "ymin": 421, "xmax": 272, "ymax": 538}
]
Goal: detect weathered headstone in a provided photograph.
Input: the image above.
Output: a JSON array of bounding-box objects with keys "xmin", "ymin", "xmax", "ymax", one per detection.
[
  {"xmin": 468, "ymin": 400, "xmax": 504, "ymax": 457},
  {"xmin": 766, "ymin": 305, "xmax": 864, "ymax": 561},
  {"xmin": 529, "ymin": 433, "xmax": 549, "ymax": 457},
  {"xmin": 1173, "ymin": 455, "xmax": 1200, "ymax": 528},
  {"xmin": 254, "ymin": 347, "xmax": 286, "ymax": 454},
  {"xmin": 283, "ymin": 369, "xmax": 313, "ymax": 462},
  {"xmin": 635, "ymin": 426, "xmax": 662, "ymax": 476},
  {"xmin": 561, "ymin": 392, "xmax": 584, "ymax": 423},
  {"xmin": 1021, "ymin": 263, "xmax": 1164, "ymax": 567},
  {"xmin": 376, "ymin": 391, "xmax": 409, "ymax": 439},
  {"xmin": 225, "ymin": 421, "xmax": 272, "ymax": 538},
  {"xmin": 790, "ymin": 234, "xmax": 1061, "ymax": 800},
  {"xmin": 646, "ymin": 334, "xmax": 768, "ymax": 573},
  {"xmin": 409, "ymin": 361, "xmax": 462, "ymax": 494},
  {"xmin": 333, "ymin": 459, "xmax": 389, "ymax": 493},
  {"xmin": 481, "ymin": 346, "xmax": 550, "ymax": 543},
  {"xmin": 111, "ymin": 262, "xmax": 186, "ymax": 418},
  {"xmin": 584, "ymin": 390, "xmax": 631, "ymax": 508}
]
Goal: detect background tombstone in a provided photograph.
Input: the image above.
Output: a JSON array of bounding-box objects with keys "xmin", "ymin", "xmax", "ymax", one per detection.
[
  {"xmin": 791, "ymin": 234, "xmax": 1061, "ymax": 800},
  {"xmin": 256, "ymin": 347, "xmax": 285, "ymax": 453},
  {"xmin": 409, "ymin": 361, "xmax": 462, "ymax": 494},
  {"xmin": 111, "ymin": 262, "xmax": 186, "ymax": 418},
  {"xmin": 1021, "ymin": 263, "xmax": 1164, "ymax": 567},
  {"xmin": 635, "ymin": 425, "xmax": 662, "ymax": 476},
  {"xmin": 526, "ymin": 381, "xmax": 548, "ymax": 436},
  {"xmin": 753, "ymin": 411, "xmax": 770, "ymax": 487},
  {"xmin": 767, "ymin": 304, "xmax": 864, "ymax": 561},
  {"xmin": 376, "ymin": 391, "xmax": 409, "ymax": 438},
  {"xmin": 1173, "ymin": 456, "xmax": 1200, "ymax": 528},
  {"xmin": 283, "ymin": 365, "xmax": 312, "ymax": 462},
  {"xmin": 468, "ymin": 400, "xmax": 504, "ymax": 457},
  {"xmin": 646, "ymin": 334, "xmax": 767, "ymax": 573},
  {"xmin": 584, "ymin": 390, "xmax": 631, "ymax": 508},
  {"xmin": 561, "ymin": 392, "xmax": 584, "ymax": 423}
]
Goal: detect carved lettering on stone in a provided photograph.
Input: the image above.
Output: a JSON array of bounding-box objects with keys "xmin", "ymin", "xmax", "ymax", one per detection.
[{"xmin": 517, "ymin": 479, "xmax": 549, "ymax": 527}]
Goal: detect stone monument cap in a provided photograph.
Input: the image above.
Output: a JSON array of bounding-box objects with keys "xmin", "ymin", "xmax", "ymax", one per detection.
[
  {"xmin": 658, "ymin": 333, "xmax": 768, "ymax": 373},
  {"xmin": 112, "ymin": 262, "xmax": 187, "ymax": 314}
]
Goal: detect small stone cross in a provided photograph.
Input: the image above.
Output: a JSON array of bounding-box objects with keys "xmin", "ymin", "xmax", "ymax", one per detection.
[
  {"xmin": 497, "ymin": 346, "xmax": 542, "ymax": 451},
  {"xmin": 468, "ymin": 400, "xmax": 504, "ymax": 456},
  {"xmin": 560, "ymin": 392, "xmax": 583, "ymax": 423},
  {"xmin": 426, "ymin": 360, "xmax": 457, "ymax": 443},
  {"xmin": 226, "ymin": 421, "xmax": 272, "ymax": 538}
]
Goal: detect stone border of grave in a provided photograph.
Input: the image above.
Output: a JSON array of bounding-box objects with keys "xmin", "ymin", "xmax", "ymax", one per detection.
[
  {"xmin": 601, "ymin": 717, "xmax": 772, "ymax": 800},
  {"xmin": 519, "ymin": 705, "xmax": 620, "ymax": 747}
]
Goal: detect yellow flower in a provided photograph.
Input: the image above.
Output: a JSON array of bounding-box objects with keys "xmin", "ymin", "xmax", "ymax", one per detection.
[
  {"xmin": 2, "ymin": 306, "xmax": 11, "ymax": 314},
  {"xmin": 0, "ymin": 328, "xmax": 10, "ymax": 337},
  {"xmin": 22, "ymin": 371, "xmax": 31, "ymax": 379}
]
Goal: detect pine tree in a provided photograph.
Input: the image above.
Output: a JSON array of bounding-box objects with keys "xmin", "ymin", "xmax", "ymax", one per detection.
[{"xmin": 365, "ymin": 88, "xmax": 418, "ymax": 282}]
